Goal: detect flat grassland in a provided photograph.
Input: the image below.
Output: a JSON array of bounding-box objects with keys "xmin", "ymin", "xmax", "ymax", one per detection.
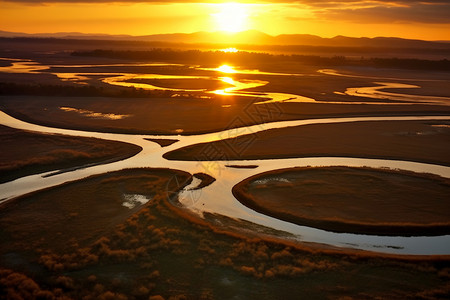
[
  {"xmin": 123, "ymin": 78, "xmax": 233, "ymax": 90},
  {"xmin": 1, "ymin": 43, "xmax": 450, "ymax": 299},
  {"xmin": 165, "ymin": 120, "xmax": 450, "ymax": 166},
  {"xmin": 1, "ymin": 96, "xmax": 449, "ymax": 135},
  {"xmin": 0, "ymin": 125, "xmax": 141, "ymax": 183},
  {"xmin": 233, "ymin": 166, "xmax": 450, "ymax": 236},
  {"xmin": 1, "ymin": 168, "xmax": 449, "ymax": 299}
]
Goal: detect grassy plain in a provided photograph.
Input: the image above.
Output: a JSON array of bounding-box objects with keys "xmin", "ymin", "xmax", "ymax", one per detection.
[
  {"xmin": 1, "ymin": 168, "xmax": 449, "ymax": 299},
  {"xmin": 1, "ymin": 96, "xmax": 449, "ymax": 136},
  {"xmin": 0, "ymin": 125, "xmax": 141, "ymax": 183},
  {"xmin": 1, "ymin": 45, "xmax": 449, "ymax": 136},
  {"xmin": 123, "ymin": 78, "xmax": 233, "ymax": 90},
  {"xmin": 233, "ymin": 166, "xmax": 450, "ymax": 236},
  {"xmin": 165, "ymin": 120, "xmax": 450, "ymax": 166},
  {"xmin": 0, "ymin": 39, "xmax": 449, "ymax": 299}
]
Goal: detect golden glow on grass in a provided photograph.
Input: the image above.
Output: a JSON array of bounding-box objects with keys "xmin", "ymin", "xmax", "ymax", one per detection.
[
  {"xmin": 217, "ymin": 64, "xmax": 237, "ymax": 73},
  {"xmin": 212, "ymin": 3, "xmax": 248, "ymax": 33},
  {"xmin": 59, "ymin": 107, "xmax": 130, "ymax": 120}
]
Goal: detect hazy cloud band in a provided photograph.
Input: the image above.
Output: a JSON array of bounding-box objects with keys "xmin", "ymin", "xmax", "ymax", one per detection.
[{"xmin": 2, "ymin": 0, "xmax": 450, "ymax": 25}]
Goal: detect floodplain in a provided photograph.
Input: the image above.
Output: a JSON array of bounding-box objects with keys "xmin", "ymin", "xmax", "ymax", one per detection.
[{"xmin": 0, "ymin": 38, "xmax": 449, "ymax": 299}]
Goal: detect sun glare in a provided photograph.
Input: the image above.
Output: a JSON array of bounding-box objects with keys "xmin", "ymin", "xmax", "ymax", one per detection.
[
  {"xmin": 213, "ymin": 3, "xmax": 248, "ymax": 33},
  {"xmin": 217, "ymin": 64, "xmax": 236, "ymax": 73},
  {"xmin": 220, "ymin": 76, "xmax": 235, "ymax": 85},
  {"xmin": 220, "ymin": 47, "xmax": 239, "ymax": 53}
]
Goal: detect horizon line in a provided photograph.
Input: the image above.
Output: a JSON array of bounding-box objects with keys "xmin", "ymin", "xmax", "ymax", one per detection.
[{"xmin": 1, "ymin": 29, "xmax": 449, "ymax": 43}]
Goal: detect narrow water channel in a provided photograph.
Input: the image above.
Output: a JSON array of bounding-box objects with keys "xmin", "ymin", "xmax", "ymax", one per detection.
[
  {"xmin": 1, "ymin": 110, "xmax": 449, "ymax": 255},
  {"xmin": 1, "ymin": 57, "xmax": 449, "ymax": 254}
]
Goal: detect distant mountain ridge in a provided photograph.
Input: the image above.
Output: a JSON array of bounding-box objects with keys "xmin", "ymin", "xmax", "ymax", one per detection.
[{"xmin": 1, "ymin": 30, "xmax": 449, "ymax": 49}]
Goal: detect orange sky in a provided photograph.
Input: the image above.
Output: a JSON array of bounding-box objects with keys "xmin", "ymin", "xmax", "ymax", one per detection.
[{"xmin": 1, "ymin": 1, "xmax": 449, "ymax": 40}]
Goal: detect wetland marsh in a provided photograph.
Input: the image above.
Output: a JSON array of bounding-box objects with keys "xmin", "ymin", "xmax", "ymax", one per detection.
[{"xmin": 0, "ymin": 39, "xmax": 449, "ymax": 299}]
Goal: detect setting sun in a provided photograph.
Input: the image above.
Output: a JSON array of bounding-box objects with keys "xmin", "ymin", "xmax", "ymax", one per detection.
[{"xmin": 213, "ymin": 3, "xmax": 248, "ymax": 33}]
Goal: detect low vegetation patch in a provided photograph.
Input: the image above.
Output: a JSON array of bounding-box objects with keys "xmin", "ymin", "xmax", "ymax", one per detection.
[
  {"xmin": 0, "ymin": 125, "xmax": 142, "ymax": 183},
  {"xmin": 233, "ymin": 166, "xmax": 450, "ymax": 236},
  {"xmin": 0, "ymin": 168, "xmax": 449, "ymax": 299},
  {"xmin": 165, "ymin": 120, "xmax": 450, "ymax": 166}
]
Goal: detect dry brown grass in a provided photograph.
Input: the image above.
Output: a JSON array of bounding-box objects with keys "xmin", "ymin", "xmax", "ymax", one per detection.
[
  {"xmin": 0, "ymin": 168, "xmax": 190, "ymax": 253},
  {"xmin": 1, "ymin": 95, "xmax": 448, "ymax": 136},
  {"xmin": 165, "ymin": 120, "xmax": 450, "ymax": 166},
  {"xmin": 124, "ymin": 78, "xmax": 233, "ymax": 90},
  {"xmin": 0, "ymin": 167, "xmax": 449, "ymax": 299},
  {"xmin": 233, "ymin": 166, "xmax": 450, "ymax": 236},
  {"xmin": 0, "ymin": 125, "xmax": 141, "ymax": 182}
]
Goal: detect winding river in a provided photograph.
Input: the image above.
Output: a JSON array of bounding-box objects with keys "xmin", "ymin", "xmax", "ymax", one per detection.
[
  {"xmin": 1, "ymin": 57, "xmax": 450, "ymax": 255},
  {"xmin": 1, "ymin": 110, "xmax": 450, "ymax": 255},
  {"xmin": 3, "ymin": 57, "xmax": 449, "ymax": 106}
]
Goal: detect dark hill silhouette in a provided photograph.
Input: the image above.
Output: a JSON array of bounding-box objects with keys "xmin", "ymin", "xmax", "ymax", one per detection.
[
  {"xmin": 139, "ymin": 30, "xmax": 273, "ymax": 45},
  {"xmin": 1, "ymin": 30, "xmax": 448, "ymax": 49}
]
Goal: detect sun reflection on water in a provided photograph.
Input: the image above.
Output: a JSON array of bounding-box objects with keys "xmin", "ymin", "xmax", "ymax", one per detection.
[
  {"xmin": 220, "ymin": 76, "xmax": 235, "ymax": 85},
  {"xmin": 215, "ymin": 76, "xmax": 238, "ymax": 95},
  {"xmin": 216, "ymin": 64, "xmax": 237, "ymax": 73}
]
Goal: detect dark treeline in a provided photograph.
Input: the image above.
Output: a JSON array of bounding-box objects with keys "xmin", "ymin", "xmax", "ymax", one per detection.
[
  {"xmin": 3, "ymin": 37, "xmax": 450, "ymax": 55},
  {"xmin": 243, "ymin": 44, "xmax": 450, "ymax": 55},
  {"xmin": 0, "ymin": 82, "xmax": 175, "ymax": 97},
  {"xmin": 0, "ymin": 37, "xmax": 152, "ymax": 47},
  {"xmin": 72, "ymin": 49, "xmax": 284, "ymax": 65},
  {"xmin": 367, "ymin": 57, "xmax": 450, "ymax": 71},
  {"xmin": 72, "ymin": 49, "xmax": 450, "ymax": 71}
]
